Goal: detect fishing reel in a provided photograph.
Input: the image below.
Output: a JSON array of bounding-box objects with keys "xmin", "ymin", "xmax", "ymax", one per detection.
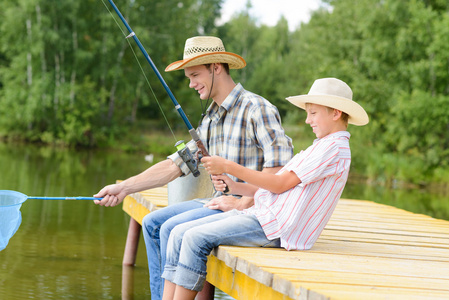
[{"xmin": 175, "ymin": 140, "xmax": 200, "ymax": 177}]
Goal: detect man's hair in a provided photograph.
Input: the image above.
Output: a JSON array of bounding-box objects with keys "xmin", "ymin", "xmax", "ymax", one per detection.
[{"xmin": 204, "ymin": 63, "xmax": 230, "ymax": 75}]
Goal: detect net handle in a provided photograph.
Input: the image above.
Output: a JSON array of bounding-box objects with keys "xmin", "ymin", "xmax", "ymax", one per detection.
[{"xmin": 27, "ymin": 197, "xmax": 103, "ymax": 200}]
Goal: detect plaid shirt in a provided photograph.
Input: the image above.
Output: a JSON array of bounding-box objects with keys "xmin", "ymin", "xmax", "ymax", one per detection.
[{"xmin": 169, "ymin": 83, "xmax": 293, "ymax": 185}]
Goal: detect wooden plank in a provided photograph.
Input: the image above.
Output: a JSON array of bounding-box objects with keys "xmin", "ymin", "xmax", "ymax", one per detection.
[
  {"xmin": 213, "ymin": 246, "xmax": 449, "ymax": 299},
  {"xmin": 217, "ymin": 247, "xmax": 449, "ymax": 279},
  {"xmin": 122, "ymin": 196, "xmax": 151, "ymax": 225},
  {"xmin": 266, "ymin": 268, "xmax": 449, "ymax": 291},
  {"xmin": 122, "ymin": 187, "xmax": 169, "ymax": 225},
  {"xmin": 319, "ymin": 229, "xmax": 449, "ymax": 248},
  {"xmin": 311, "ymin": 240, "xmax": 449, "ymax": 262},
  {"xmin": 122, "ymin": 190, "xmax": 449, "ymax": 300}
]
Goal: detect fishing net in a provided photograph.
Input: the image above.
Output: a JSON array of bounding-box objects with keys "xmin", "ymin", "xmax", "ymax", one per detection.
[
  {"xmin": 0, "ymin": 190, "xmax": 101, "ymax": 251},
  {"xmin": 0, "ymin": 190, "xmax": 27, "ymax": 251}
]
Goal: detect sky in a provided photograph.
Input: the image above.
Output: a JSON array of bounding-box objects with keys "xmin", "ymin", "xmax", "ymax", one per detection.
[{"xmin": 218, "ymin": 0, "xmax": 323, "ymax": 31}]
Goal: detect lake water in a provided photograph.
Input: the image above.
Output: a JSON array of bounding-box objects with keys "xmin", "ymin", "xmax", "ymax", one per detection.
[{"xmin": 0, "ymin": 142, "xmax": 448, "ymax": 299}]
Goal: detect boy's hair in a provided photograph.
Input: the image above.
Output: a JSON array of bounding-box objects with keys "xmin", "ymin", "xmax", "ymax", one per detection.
[
  {"xmin": 205, "ymin": 63, "xmax": 230, "ymax": 75},
  {"xmin": 326, "ymin": 106, "xmax": 349, "ymax": 127}
]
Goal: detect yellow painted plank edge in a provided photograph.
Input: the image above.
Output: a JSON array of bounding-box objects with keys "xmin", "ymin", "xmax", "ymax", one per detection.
[
  {"xmin": 122, "ymin": 195, "xmax": 152, "ymax": 225},
  {"xmin": 206, "ymin": 255, "xmax": 296, "ymax": 300}
]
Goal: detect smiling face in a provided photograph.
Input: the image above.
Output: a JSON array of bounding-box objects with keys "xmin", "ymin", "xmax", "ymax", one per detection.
[
  {"xmin": 305, "ymin": 103, "xmax": 343, "ymax": 139},
  {"xmin": 184, "ymin": 64, "xmax": 214, "ymax": 100}
]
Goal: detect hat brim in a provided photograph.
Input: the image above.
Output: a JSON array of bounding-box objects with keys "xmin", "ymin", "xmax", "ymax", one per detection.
[
  {"xmin": 165, "ymin": 52, "xmax": 246, "ymax": 72},
  {"xmin": 286, "ymin": 94, "xmax": 369, "ymax": 126}
]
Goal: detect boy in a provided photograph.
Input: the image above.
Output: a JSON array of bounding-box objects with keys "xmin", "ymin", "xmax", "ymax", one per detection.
[{"xmin": 161, "ymin": 77, "xmax": 369, "ymax": 300}]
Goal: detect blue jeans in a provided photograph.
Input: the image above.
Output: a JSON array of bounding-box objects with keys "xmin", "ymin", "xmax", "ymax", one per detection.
[
  {"xmin": 162, "ymin": 210, "xmax": 281, "ymax": 291},
  {"xmin": 141, "ymin": 199, "xmax": 222, "ymax": 300}
]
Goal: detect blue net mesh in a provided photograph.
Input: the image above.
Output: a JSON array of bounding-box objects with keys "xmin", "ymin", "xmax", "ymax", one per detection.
[{"xmin": 0, "ymin": 190, "xmax": 27, "ymax": 251}]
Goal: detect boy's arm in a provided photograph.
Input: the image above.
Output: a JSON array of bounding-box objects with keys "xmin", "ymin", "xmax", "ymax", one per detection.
[
  {"xmin": 212, "ymin": 174, "xmax": 259, "ymax": 197},
  {"xmin": 202, "ymin": 156, "xmax": 300, "ymax": 194}
]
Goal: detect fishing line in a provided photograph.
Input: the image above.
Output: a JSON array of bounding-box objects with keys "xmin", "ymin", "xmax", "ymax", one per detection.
[{"xmin": 101, "ymin": 0, "xmax": 177, "ymax": 142}]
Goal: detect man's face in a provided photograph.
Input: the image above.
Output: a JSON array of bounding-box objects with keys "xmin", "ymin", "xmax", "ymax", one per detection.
[{"xmin": 184, "ymin": 65, "xmax": 213, "ymax": 100}]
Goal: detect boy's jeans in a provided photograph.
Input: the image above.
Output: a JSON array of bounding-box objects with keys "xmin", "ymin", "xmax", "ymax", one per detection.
[
  {"xmin": 162, "ymin": 210, "xmax": 281, "ymax": 291},
  {"xmin": 141, "ymin": 199, "xmax": 222, "ymax": 300}
]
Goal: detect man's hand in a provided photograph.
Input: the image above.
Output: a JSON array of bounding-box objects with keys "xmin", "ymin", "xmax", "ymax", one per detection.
[
  {"xmin": 204, "ymin": 195, "xmax": 254, "ymax": 211},
  {"xmin": 204, "ymin": 195, "xmax": 240, "ymax": 211},
  {"xmin": 93, "ymin": 184, "xmax": 128, "ymax": 207}
]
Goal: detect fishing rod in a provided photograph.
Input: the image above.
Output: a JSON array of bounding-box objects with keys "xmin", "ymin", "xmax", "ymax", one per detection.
[{"xmin": 106, "ymin": 0, "xmax": 206, "ymax": 177}]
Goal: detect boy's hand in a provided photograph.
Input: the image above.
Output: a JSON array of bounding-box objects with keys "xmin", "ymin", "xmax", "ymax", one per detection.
[
  {"xmin": 211, "ymin": 174, "xmax": 233, "ymax": 193},
  {"xmin": 201, "ymin": 155, "xmax": 227, "ymax": 174}
]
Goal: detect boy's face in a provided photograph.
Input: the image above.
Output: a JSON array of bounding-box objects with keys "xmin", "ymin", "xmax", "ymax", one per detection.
[
  {"xmin": 305, "ymin": 103, "xmax": 340, "ymax": 139},
  {"xmin": 184, "ymin": 65, "xmax": 214, "ymax": 100}
]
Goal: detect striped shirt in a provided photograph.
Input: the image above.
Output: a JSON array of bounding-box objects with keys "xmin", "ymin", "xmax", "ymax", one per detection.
[
  {"xmin": 245, "ymin": 131, "xmax": 351, "ymax": 250},
  {"xmin": 169, "ymin": 83, "xmax": 293, "ymax": 191}
]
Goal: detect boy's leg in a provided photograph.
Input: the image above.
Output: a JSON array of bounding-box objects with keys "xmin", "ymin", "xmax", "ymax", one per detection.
[
  {"xmin": 164, "ymin": 212, "xmax": 280, "ymax": 291},
  {"xmin": 162, "ymin": 279, "xmax": 176, "ymax": 300},
  {"xmin": 159, "ymin": 204, "xmax": 223, "ymax": 296},
  {"xmin": 159, "ymin": 205, "xmax": 223, "ymax": 272},
  {"xmin": 142, "ymin": 200, "xmax": 208, "ymax": 300}
]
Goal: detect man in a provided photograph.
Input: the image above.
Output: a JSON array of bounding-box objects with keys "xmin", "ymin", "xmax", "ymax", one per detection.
[{"xmin": 94, "ymin": 36, "xmax": 293, "ymax": 300}]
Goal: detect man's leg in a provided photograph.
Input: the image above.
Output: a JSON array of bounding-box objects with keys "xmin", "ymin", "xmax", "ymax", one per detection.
[{"xmin": 142, "ymin": 200, "xmax": 206, "ymax": 300}]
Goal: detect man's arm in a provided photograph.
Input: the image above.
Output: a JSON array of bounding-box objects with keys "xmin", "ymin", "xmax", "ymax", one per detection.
[{"xmin": 94, "ymin": 159, "xmax": 182, "ymax": 207}]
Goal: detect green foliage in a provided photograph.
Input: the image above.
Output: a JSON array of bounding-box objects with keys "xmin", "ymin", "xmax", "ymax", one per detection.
[
  {"xmin": 1, "ymin": 0, "xmax": 449, "ymax": 186},
  {"xmin": 0, "ymin": 0, "xmax": 221, "ymax": 146}
]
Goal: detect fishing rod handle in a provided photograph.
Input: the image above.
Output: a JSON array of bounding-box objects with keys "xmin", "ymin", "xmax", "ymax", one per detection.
[
  {"xmin": 189, "ymin": 128, "xmax": 209, "ymax": 157},
  {"xmin": 190, "ymin": 129, "xmax": 230, "ymax": 193}
]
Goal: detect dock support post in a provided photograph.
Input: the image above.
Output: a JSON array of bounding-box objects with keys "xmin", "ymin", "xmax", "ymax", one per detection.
[
  {"xmin": 123, "ymin": 218, "xmax": 141, "ymax": 266},
  {"xmin": 196, "ymin": 281, "xmax": 215, "ymax": 300}
]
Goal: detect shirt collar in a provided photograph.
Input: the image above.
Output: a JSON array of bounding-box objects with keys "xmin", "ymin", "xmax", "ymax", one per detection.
[
  {"xmin": 205, "ymin": 83, "xmax": 244, "ymax": 120},
  {"xmin": 220, "ymin": 83, "xmax": 244, "ymax": 111},
  {"xmin": 314, "ymin": 131, "xmax": 351, "ymax": 144}
]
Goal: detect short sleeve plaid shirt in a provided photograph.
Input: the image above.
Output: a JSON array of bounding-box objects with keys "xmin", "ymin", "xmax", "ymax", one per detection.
[{"xmin": 169, "ymin": 83, "xmax": 293, "ymax": 186}]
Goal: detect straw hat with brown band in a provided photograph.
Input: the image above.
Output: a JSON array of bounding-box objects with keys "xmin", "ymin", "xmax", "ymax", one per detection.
[
  {"xmin": 286, "ymin": 78, "xmax": 369, "ymax": 126},
  {"xmin": 165, "ymin": 36, "xmax": 246, "ymax": 72}
]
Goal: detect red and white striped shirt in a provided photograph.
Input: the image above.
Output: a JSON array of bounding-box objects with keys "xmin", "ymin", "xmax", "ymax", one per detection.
[{"xmin": 244, "ymin": 131, "xmax": 351, "ymax": 250}]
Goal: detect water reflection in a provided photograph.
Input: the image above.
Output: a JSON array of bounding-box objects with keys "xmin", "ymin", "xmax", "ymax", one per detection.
[
  {"xmin": 0, "ymin": 143, "xmax": 151, "ymax": 299},
  {"xmin": 0, "ymin": 198, "xmax": 151, "ymax": 299},
  {"xmin": 122, "ymin": 265, "xmax": 135, "ymax": 300}
]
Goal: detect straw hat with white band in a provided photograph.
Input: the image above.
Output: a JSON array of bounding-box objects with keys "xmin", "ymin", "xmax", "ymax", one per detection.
[
  {"xmin": 286, "ymin": 78, "xmax": 369, "ymax": 126},
  {"xmin": 165, "ymin": 36, "xmax": 246, "ymax": 72}
]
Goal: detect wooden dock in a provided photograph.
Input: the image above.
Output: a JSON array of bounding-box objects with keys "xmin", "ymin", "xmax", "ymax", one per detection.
[{"xmin": 122, "ymin": 186, "xmax": 449, "ymax": 300}]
